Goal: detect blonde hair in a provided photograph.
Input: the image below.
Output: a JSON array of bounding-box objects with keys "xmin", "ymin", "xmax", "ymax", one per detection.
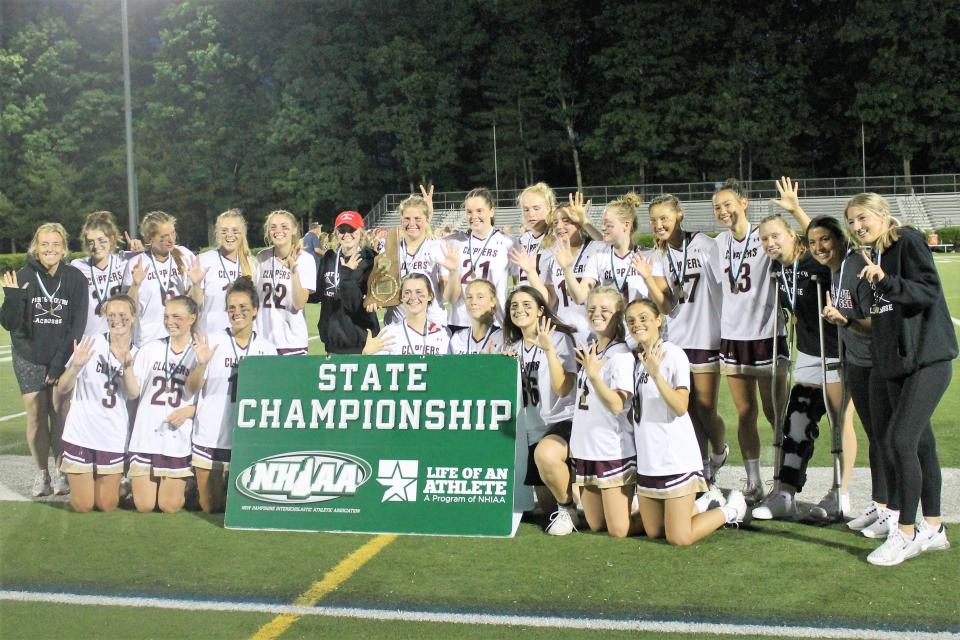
[
  {"xmin": 542, "ymin": 204, "xmax": 588, "ymax": 250},
  {"xmin": 517, "ymin": 182, "xmax": 556, "ymax": 217},
  {"xmin": 648, "ymin": 195, "xmax": 684, "ymax": 251},
  {"xmin": 397, "ymin": 195, "xmax": 433, "ymax": 239},
  {"xmin": 263, "ymin": 209, "xmax": 302, "ymax": 250},
  {"xmin": 140, "ymin": 211, "xmax": 185, "ymax": 274},
  {"xmin": 604, "ymin": 192, "xmax": 643, "ymax": 246},
  {"xmin": 586, "ymin": 285, "xmax": 626, "ymax": 343},
  {"xmin": 80, "ymin": 211, "xmax": 121, "ymax": 253},
  {"xmin": 28, "ymin": 223, "xmax": 69, "ymax": 257},
  {"xmin": 759, "ymin": 214, "xmax": 805, "ymax": 262},
  {"xmin": 215, "ymin": 209, "xmax": 254, "ymax": 277},
  {"xmin": 844, "ymin": 193, "xmax": 901, "ymax": 252}
]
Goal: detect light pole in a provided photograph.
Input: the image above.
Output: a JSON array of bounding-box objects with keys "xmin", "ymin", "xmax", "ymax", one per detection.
[
  {"xmin": 860, "ymin": 118, "xmax": 866, "ymax": 191},
  {"xmin": 492, "ymin": 122, "xmax": 499, "ymax": 196},
  {"xmin": 122, "ymin": 0, "xmax": 139, "ymax": 234}
]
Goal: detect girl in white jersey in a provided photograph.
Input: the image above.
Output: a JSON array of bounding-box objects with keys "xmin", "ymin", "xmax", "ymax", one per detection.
[
  {"xmin": 126, "ymin": 295, "xmax": 200, "ymax": 513},
  {"xmin": 188, "ymin": 277, "xmax": 277, "ymax": 513},
  {"xmin": 57, "ymin": 294, "xmax": 140, "ymax": 512},
  {"xmin": 364, "ymin": 274, "xmax": 450, "ymax": 355},
  {"xmin": 633, "ymin": 195, "xmax": 727, "ymax": 485},
  {"xmin": 255, "ymin": 210, "xmax": 316, "ymax": 355},
  {"xmin": 187, "ymin": 209, "xmax": 255, "ymax": 335},
  {"xmin": 712, "ymin": 178, "xmax": 808, "ymax": 501},
  {"xmin": 71, "ymin": 211, "xmax": 139, "ymax": 337},
  {"xmin": 444, "ymin": 188, "xmax": 517, "ymax": 330},
  {"xmin": 503, "ymin": 286, "xmax": 578, "ymax": 536},
  {"xmin": 448, "ymin": 279, "xmax": 503, "ymax": 355},
  {"xmin": 570, "ymin": 193, "xmax": 653, "ymax": 306},
  {"xmin": 625, "ymin": 298, "xmax": 747, "ymax": 544},
  {"xmin": 569, "ymin": 287, "xmax": 636, "ymax": 537},
  {"xmin": 124, "ymin": 211, "xmax": 195, "ymax": 347},
  {"xmin": 510, "ymin": 182, "xmax": 554, "ymax": 288},
  {"xmin": 377, "ymin": 188, "xmax": 455, "ymax": 328}
]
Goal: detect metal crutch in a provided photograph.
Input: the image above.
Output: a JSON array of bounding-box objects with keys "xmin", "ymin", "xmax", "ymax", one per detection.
[{"xmin": 813, "ymin": 274, "xmax": 844, "ymax": 520}]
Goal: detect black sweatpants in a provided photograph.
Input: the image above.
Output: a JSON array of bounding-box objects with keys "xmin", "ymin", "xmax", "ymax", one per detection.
[
  {"xmin": 846, "ymin": 363, "xmax": 886, "ymax": 504},
  {"xmin": 882, "ymin": 360, "xmax": 951, "ymax": 526}
]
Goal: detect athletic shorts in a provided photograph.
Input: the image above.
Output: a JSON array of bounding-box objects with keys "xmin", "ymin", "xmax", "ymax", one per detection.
[
  {"xmin": 572, "ymin": 456, "xmax": 637, "ymax": 489},
  {"xmin": 635, "ymin": 470, "xmax": 707, "ymax": 500},
  {"xmin": 191, "ymin": 444, "xmax": 231, "ymax": 470},
  {"xmin": 60, "ymin": 440, "xmax": 125, "ymax": 475},
  {"xmin": 719, "ymin": 337, "xmax": 789, "ymax": 377},
  {"xmin": 524, "ymin": 420, "xmax": 573, "ymax": 486},
  {"xmin": 683, "ymin": 348, "xmax": 721, "ymax": 374},
  {"xmin": 127, "ymin": 452, "xmax": 193, "ymax": 479},
  {"xmin": 12, "ymin": 349, "xmax": 50, "ymax": 394},
  {"xmin": 792, "ymin": 351, "xmax": 841, "ymax": 386},
  {"xmin": 276, "ymin": 347, "xmax": 308, "ymax": 356}
]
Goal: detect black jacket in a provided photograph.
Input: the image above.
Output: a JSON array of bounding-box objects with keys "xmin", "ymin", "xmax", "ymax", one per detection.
[
  {"xmin": 315, "ymin": 246, "xmax": 379, "ymax": 354},
  {"xmin": 1, "ymin": 256, "xmax": 89, "ymax": 379},
  {"xmin": 869, "ymin": 227, "xmax": 958, "ymax": 379}
]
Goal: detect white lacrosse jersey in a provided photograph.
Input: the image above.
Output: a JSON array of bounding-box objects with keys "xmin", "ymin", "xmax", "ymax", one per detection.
[
  {"xmin": 253, "ymin": 248, "xmax": 317, "ymax": 352},
  {"xmin": 123, "ymin": 247, "xmax": 195, "ymax": 347},
  {"xmin": 193, "ymin": 331, "xmax": 277, "ymax": 449},
  {"xmin": 386, "ymin": 238, "xmax": 448, "ymax": 327},
  {"xmin": 446, "ymin": 229, "xmax": 517, "ymax": 327},
  {"xmin": 714, "ymin": 227, "xmax": 779, "ymax": 341},
  {"xmin": 192, "ymin": 250, "xmax": 248, "ymax": 335},
  {"xmin": 630, "ymin": 342, "xmax": 702, "ymax": 476},
  {"xmin": 582, "ymin": 245, "xmax": 650, "ymax": 303},
  {"xmin": 569, "ymin": 340, "xmax": 635, "ymax": 460},
  {"xmin": 373, "ymin": 320, "xmax": 450, "ymax": 355},
  {"xmin": 507, "ymin": 331, "xmax": 577, "ymax": 445},
  {"xmin": 61, "ymin": 334, "xmax": 138, "ymax": 453},
  {"xmin": 448, "ymin": 326, "xmax": 504, "ymax": 355},
  {"xmin": 128, "ymin": 338, "xmax": 198, "ymax": 457},
  {"xmin": 541, "ymin": 239, "xmax": 607, "ymax": 344},
  {"xmin": 651, "ymin": 232, "xmax": 722, "ymax": 350},
  {"xmin": 515, "ymin": 230, "xmax": 547, "ymax": 284},
  {"xmin": 71, "ymin": 255, "xmax": 128, "ymax": 337}
]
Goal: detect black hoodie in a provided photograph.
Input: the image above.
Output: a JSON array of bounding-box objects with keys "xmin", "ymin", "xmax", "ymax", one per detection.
[
  {"xmin": 1, "ymin": 255, "xmax": 89, "ymax": 379},
  {"xmin": 314, "ymin": 246, "xmax": 379, "ymax": 354},
  {"xmin": 869, "ymin": 227, "xmax": 958, "ymax": 380}
]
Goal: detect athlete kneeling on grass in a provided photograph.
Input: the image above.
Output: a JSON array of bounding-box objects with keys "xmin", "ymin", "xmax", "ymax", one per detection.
[
  {"xmin": 126, "ymin": 295, "xmax": 200, "ymax": 514},
  {"xmin": 57, "ymin": 295, "xmax": 139, "ymax": 512},
  {"xmin": 502, "ymin": 286, "xmax": 578, "ymax": 536},
  {"xmin": 626, "ymin": 299, "xmax": 746, "ymax": 545},
  {"xmin": 363, "ymin": 274, "xmax": 450, "ymax": 356},
  {"xmin": 188, "ymin": 277, "xmax": 277, "ymax": 513},
  {"xmin": 569, "ymin": 287, "xmax": 637, "ymax": 537}
]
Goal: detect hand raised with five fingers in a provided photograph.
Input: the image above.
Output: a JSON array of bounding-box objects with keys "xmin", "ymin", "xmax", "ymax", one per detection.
[
  {"xmin": 192, "ymin": 334, "xmax": 219, "ymax": 366},
  {"xmin": 858, "ymin": 249, "xmax": 885, "ymax": 284},
  {"xmin": 509, "ymin": 247, "xmax": 537, "ymax": 274},
  {"xmin": 552, "ymin": 236, "xmax": 574, "ymax": 270},
  {"xmin": 567, "ymin": 191, "xmax": 591, "ymax": 216},
  {"xmin": 631, "ymin": 252, "xmax": 654, "ymax": 279},
  {"xmin": 576, "ymin": 342, "xmax": 607, "ymax": 380},
  {"xmin": 186, "ymin": 257, "xmax": 209, "ymax": 289},
  {"xmin": 440, "ymin": 240, "xmax": 460, "ymax": 272},
  {"xmin": 531, "ymin": 316, "xmax": 556, "ymax": 352},
  {"xmin": 770, "ymin": 176, "xmax": 801, "ymax": 215},
  {"xmin": 343, "ymin": 250, "xmax": 362, "ymax": 271},
  {"xmin": 71, "ymin": 336, "xmax": 98, "ymax": 370},
  {"xmin": 1, "ymin": 271, "xmax": 28, "ymax": 289},
  {"xmin": 362, "ymin": 328, "xmax": 396, "ymax": 355}
]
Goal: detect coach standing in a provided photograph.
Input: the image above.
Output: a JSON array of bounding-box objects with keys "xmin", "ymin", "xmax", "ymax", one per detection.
[{"xmin": 1, "ymin": 223, "xmax": 88, "ymax": 497}]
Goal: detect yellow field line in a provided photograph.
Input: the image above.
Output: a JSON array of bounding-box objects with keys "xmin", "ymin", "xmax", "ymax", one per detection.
[{"xmin": 250, "ymin": 534, "xmax": 398, "ymax": 640}]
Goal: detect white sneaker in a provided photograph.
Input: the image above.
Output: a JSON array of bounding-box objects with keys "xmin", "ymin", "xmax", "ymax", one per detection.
[
  {"xmin": 51, "ymin": 469, "xmax": 70, "ymax": 496},
  {"xmin": 546, "ymin": 505, "xmax": 577, "ymax": 536},
  {"xmin": 751, "ymin": 490, "xmax": 797, "ymax": 520},
  {"xmin": 867, "ymin": 527, "xmax": 921, "ymax": 566},
  {"xmin": 743, "ymin": 482, "xmax": 765, "ymax": 504},
  {"xmin": 695, "ymin": 485, "xmax": 726, "ymax": 513},
  {"xmin": 847, "ymin": 502, "xmax": 880, "ymax": 531},
  {"xmin": 809, "ymin": 491, "xmax": 850, "ymax": 520},
  {"xmin": 916, "ymin": 520, "xmax": 950, "ymax": 552},
  {"xmin": 862, "ymin": 508, "xmax": 898, "ymax": 539},
  {"xmin": 722, "ymin": 489, "xmax": 748, "ymax": 525},
  {"xmin": 32, "ymin": 471, "xmax": 52, "ymax": 497},
  {"xmin": 707, "ymin": 444, "xmax": 729, "ymax": 484}
]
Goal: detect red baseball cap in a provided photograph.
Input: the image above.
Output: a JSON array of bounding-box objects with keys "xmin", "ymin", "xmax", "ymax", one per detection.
[{"xmin": 335, "ymin": 211, "xmax": 364, "ymax": 230}]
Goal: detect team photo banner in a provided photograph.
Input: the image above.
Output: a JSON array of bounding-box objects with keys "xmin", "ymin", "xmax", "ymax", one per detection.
[{"xmin": 224, "ymin": 355, "xmax": 521, "ymax": 536}]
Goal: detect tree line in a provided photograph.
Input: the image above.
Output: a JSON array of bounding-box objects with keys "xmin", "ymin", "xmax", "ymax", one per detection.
[{"xmin": 1, "ymin": 0, "xmax": 958, "ymax": 250}]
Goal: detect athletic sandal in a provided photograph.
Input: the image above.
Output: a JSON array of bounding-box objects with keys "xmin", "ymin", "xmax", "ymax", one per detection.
[
  {"xmin": 722, "ymin": 489, "xmax": 747, "ymax": 526},
  {"xmin": 751, "ymin": 490, "xmax": 797, "ymax": 520},
  {"xmin": 32, "ymin": 471, "xmax": 52, "ymax": 497},
  {"xmin": 707, "ymin": 444, "xmax": 729, "ymax": 485},
  {"xmin": 546, "ymin": 505, "xmax": 577, "ymax": 536},
  {"xmin": 809, "ymin": 491, "xmax": 850, "ymax": 520},
  {"xmin": 847, "ymin": 502, "xmax": 880, "ymax": 531},
  {"xmin": 916, "ymin": 520, "xmax": 950, "ymax": 553},
  {"xmin": 867, "ymin": 527, "xmax": 921, "ymax": 567},
  {"xmin": 862, "ymin": 508, "xmax": 898, "ymax": 540}
]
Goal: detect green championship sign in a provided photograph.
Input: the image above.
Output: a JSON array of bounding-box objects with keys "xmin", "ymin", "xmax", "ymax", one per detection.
[{"xmin": 224, "ymin": 355, "xmax": 521, "ymax": 537}]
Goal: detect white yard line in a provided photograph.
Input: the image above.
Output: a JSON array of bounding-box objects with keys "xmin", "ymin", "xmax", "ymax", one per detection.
[
  {"xmin": 1, "ymin": 590, "xmax": 955, "ymax": 639},
  {"xmin": 0, "ymin": 412, "xmax": 26, "ymax": 423}
]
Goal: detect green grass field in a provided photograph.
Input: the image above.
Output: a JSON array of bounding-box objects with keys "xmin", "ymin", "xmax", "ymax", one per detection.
[{"xmin": 1, "ymin": 256, "xmax": 959, "ymax": 639}]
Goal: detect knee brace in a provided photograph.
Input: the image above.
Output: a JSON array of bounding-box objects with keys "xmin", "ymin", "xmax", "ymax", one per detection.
[{"xmin": 779, "ymin": 385, "xmax": 827, "ymax": 489}]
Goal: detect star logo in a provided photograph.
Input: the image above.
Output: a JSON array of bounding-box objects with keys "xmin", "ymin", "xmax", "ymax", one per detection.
[{"xmin": 376, "ymin": 460, "xmax": 418, "ymax": 502}]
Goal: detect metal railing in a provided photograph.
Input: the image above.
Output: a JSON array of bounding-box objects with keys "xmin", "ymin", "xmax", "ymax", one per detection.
[{"xmin": 364, "ymin": 173, "xmax": 960, "ymax": 227}]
